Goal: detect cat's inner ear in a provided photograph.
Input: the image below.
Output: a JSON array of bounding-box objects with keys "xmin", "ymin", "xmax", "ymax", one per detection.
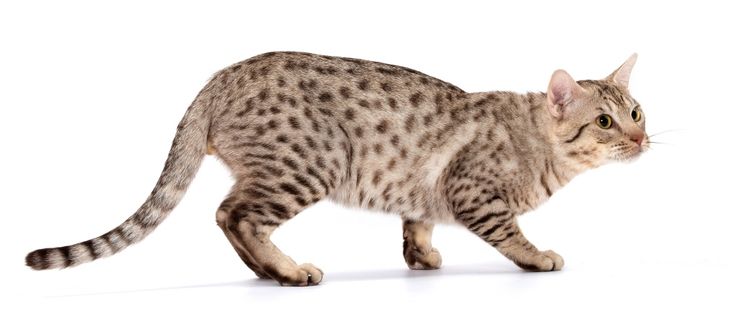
[
  {"xmin": 546, "ymin": 69, "xmax": 585, "ymax": 119},
  {"xmin": 606, "ymin": 53, "xmax": 638, "ymax": 88}
]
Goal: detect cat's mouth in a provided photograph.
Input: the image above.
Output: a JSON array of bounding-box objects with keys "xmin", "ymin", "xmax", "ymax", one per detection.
[{"xmin": 609, "ymin": 144, "xmax": 646, "ymax": 162}]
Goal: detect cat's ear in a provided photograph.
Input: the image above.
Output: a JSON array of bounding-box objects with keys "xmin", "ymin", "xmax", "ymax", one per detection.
[
  {"xmin": 606, "ymin": 53, "xmax": 638, "ymax": 88},
  {"xmin": 546, "ymin": 69, "xmax": 586, "ymax": 119}
]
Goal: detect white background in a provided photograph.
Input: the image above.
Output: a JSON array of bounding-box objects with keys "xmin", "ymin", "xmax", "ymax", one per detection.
[{"xmin": 1, "ymin": 1, "xmax": 733, "ymax": 332}]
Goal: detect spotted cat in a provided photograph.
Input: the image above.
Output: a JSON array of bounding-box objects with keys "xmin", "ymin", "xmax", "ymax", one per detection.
[{"xmin": 26, "ymin": 52, "xmax": 647, "ymax": 286}]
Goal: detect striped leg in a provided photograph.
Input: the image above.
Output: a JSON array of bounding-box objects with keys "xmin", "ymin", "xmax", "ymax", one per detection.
[
  {"xmin": 402, "ymin": 219, "xmax": 442, "ymax": 270},
  {"xmin": 216, "ymin": 181, "xmax": 325, "ymax": 286},
  {"xmin": 217, "ymin": 220, "xmax": 271, "ymax": 279},
  {"xmin": 458, "ymin": 203, "xmax": 563, "ymax": 272}
]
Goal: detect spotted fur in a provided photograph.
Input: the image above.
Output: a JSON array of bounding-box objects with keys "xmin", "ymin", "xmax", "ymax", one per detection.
[{"xmin": 26, "ymin": 52, "xmax": 647, "ymax": 286}]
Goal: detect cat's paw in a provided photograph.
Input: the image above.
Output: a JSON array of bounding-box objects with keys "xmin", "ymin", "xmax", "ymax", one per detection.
[
  {"xmin": 405, "ymin": 247, "xmax": 443, "ymax": 270},
  {"xmin": 299, "ymin": 263, "xmax": 324, "ymax": 286},
  {"xmin": 516, "ymin": 250, "xmax": 564, "ymax": 272},
  {"xmin": 277, "ymin": 263, "xmax": 324, "ymax": 286}
]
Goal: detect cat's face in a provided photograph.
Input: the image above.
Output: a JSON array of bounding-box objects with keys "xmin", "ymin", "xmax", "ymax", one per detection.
[{"xmin": 546, "ymin": 54, "xmax": 647, "ymax": 168}]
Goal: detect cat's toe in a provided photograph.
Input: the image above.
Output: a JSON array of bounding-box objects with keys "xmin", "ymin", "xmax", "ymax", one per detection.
[
  {"xmin": 541, "ymin": 250, "xmax": 564, "ymax": 271},
  {"xmin": 299, "ymin": 263, "xmax": 324, "ymax": 286},
  {"xmin": 406, "ymin": 247, "xmax": 443, "ymax": 270},
  {"xmin": 274, "ymin": 263, "xmax": 324, "ymax": 287},
  {"xmin": 516, "ymin": 250, "xmax": 564, "ymax": 272}
]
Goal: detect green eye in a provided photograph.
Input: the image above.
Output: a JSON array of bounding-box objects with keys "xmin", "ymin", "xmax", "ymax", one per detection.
[
  {"xmin": 596, "ymin": 114, "xmax": 613, "ymax": 129},
  {"xmin": 631, "ymin": 109, "xmax": 642, "ymax": 122}
]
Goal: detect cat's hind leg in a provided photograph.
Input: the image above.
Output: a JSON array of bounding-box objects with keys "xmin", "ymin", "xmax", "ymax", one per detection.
[
  {"xmin": 402, "ymin": 219, "xmax": 442, "ymax": 270},
  {"xmin": 216, "ymin": 182, "xmax": 325, "ymax": 286},
  {"xmin": 216, "ymin": 212, "xmax": 271, "ymax": 279}
]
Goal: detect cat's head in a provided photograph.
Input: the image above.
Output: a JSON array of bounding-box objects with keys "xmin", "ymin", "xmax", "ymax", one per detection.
[{"xmin": 545, "ymin": 54, "xmax": 647, "ymax": 168}]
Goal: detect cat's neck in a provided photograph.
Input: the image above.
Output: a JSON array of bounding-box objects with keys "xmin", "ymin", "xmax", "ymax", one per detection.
[{"xmin": 522, "ymin": 92, "xmax": 593, "ymax": 184}]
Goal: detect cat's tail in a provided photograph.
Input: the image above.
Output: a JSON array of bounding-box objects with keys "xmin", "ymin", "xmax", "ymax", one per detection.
[{"xmin": 25, "ymin": 89, "xmax": 214, "ymax": 270}]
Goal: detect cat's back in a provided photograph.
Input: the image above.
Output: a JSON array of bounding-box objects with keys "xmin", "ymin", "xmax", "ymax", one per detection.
[
  {"xmin": 206, "ymin": 51, "xmax": 470, "ymax": 163},
  {"xmin": 207, "ymin": 51, "xmax": 464, "ymax": 122}
]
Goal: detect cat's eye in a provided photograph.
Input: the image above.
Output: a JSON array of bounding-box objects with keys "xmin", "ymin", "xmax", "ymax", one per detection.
[
  {"xmin": 596, "ymin": 114, "xmax": 613, "ymax": 129},
  {"xmin": 631, "ymin": 109, "xmax": 642, "ymax": 122}
]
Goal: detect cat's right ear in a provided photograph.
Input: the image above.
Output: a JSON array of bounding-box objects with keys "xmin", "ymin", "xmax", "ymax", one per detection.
[{"xmin": 546, "ymin": 69, "xmax": 585, "ymax": 119}]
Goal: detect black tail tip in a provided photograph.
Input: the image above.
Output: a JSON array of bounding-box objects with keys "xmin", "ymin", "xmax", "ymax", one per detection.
[{"xmin": 26, "ymin": 248, "xmax": 51, "ymax": 270}]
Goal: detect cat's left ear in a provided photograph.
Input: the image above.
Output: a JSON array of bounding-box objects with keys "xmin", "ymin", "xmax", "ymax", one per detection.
[
  {"xmin": 546, "ymin": 69, "xmax": 586, "ymax": 119},
  {"xmin": 606, "ymin": 53, "xmax": 638, "ymax": 88}
]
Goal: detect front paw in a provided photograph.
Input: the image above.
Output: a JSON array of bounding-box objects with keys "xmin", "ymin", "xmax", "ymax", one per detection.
[
  {"xmin": 515, "ymin": 250, "xmax": 564, "ymax": 272},
  {"xmin": 404, "ymin": 247, "xmax": 443, "ymax": 270}
]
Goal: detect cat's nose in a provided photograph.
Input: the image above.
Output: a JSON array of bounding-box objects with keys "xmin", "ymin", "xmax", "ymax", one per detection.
[{"xmin": 630, "ymin": 132, "xmax": 644, "ymax": 146}]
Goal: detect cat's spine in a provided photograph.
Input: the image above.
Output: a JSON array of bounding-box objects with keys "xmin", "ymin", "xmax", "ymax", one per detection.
[{"xmin": 25, "ymin": 88, "xmax": 214, "ymax": 270}]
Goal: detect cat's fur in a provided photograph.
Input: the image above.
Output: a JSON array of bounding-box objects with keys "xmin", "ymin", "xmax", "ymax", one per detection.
[{"xmin": 26, "ymin": 52, "xmax": 647, "ymax": 286}]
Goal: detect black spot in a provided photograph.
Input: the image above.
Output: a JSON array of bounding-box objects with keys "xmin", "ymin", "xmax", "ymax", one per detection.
[
  {"xmin": 318, "ymin": 108, "xmax": 333, "ymax": 116},
  {"xmin": 258, "ymin": 89, "xmax": 269, "ymax": 101},
  {"xmin": 293, "ymin": 173, "xmax": 318, "ymax": 195},
  {"xmin": 279, "ymin": 183, "xmax": 303, "ymax": 196},
  {"xmin": 298, "ymin": 79, "xmax": 317, "ymax": 91},
  {"xmin": 423, "ymin": 114, "xmax": 434, "ymax": 126},
  {"xmin": 254, "ymin": 125, "xmax": 266, "ymax": 136},
  {"xmin": 290, "ymin": 143, "xmax": 306, "ymax": 158},
  {"xmin": 381, "ymin": 82, "xmax": 392, "ymax": 92},
  {"xmin": 339, "ymin": 87, "xmax": 351, "ymax": 99},
  {"xmin": 372, "ymin": 170, "xmax": 383, "ymax": 185},
  {"xmin": 358, "ymin": 100, "xmax": 370, "ymax": 108},
  {"xmin": 345, "ymin": 108, "xmax": 355, "ymax": 121},
  {"xmin": 319, "ymin": 92, "xmax": 333, "ymax": 102},
  {"xmin": 388, "ymin": 97, "xmax": 397, "ymax": 110},
  {"xmin": 410, "ymin": 93, "xmax": 424, "ymax": 107},
  {"xmin": 373, "ymin": 144, "xmax": 383, "ymax": 155},
  {"xmin": 288, "ymin": 116, "xmax": 301, "ymax": 129},
  {"xmin": 316, "ymin": 156, "xmax": 326, "ymax": 168},
  {"xmin": 390, "ymin": 135, "xmax": 400, "ymax": 146},
  {"xmin": 282, "ymin": 157, "xmax": 300, "ymax": 171},
  {"xmin": 276, "ymin": 134, "xmax": 289, "ymax": 143},
  {"xmin": 305, "ymin": 136, "xmax": 317, "ymax": 149},
  {"xmin": 376, "ymin": 67, "xmax": 400, "ymax": 76},
  {"xmin": 358, "ymin": 79, "xmax": 369, "ymax": 90},
  {"xmin": 266, "ymin": 201, "xmax": 290, "ymax": 219},
  {"xmin": 375, "ymin": 120, "xmax": 389, "ymax": 133},
  {"xmin": 404, "ymin": 114, "xmax": 416, "ymax": 132}
]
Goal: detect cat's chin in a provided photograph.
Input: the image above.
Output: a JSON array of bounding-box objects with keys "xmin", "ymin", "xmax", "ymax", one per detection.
[{"xmin": 610, "ymin": 150, "xmax": 644, "ymax": 163}]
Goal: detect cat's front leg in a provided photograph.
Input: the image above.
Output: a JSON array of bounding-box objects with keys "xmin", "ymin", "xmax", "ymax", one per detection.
[
  {"xmin": 402, "ymin": 219, "xmax": 442, "ymax": 270},
  {"xmin": 455, "ymin": 201, "xmax": 563, "ymax": 271}
]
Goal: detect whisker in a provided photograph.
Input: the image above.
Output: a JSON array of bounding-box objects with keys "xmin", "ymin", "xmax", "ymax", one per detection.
[{"xmin": 648, "ymin": 128, "xmax": 685, "ymax": 138}]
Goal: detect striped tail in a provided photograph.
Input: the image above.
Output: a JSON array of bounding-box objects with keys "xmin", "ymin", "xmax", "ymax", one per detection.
[{"xmin": 25, "ymin": 94, "xmax": 211, "ymax": 270}]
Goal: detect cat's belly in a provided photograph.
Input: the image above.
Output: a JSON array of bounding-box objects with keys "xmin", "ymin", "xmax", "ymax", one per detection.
[{"xmin": 327, "ymin": 183, "xmax": 454, "ymax": 222}]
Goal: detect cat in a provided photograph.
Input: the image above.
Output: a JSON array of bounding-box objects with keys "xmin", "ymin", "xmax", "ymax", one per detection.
[{"xmin": 25, "ymin": 52, "xmax": 647, "ymax": 286}]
